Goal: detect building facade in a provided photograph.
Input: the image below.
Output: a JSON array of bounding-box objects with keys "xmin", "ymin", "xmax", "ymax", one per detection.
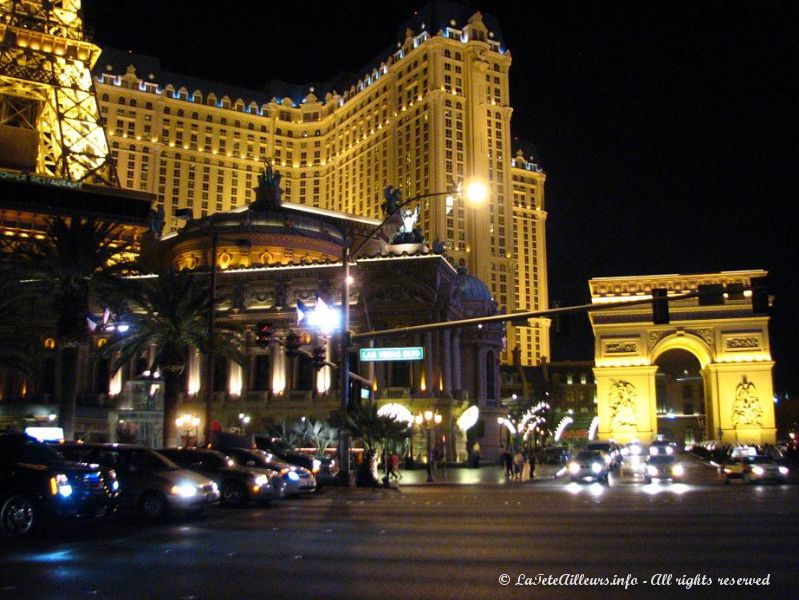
[{"xmin": 92, "ymin": 3, "xmax": 549, "ymax": 366}]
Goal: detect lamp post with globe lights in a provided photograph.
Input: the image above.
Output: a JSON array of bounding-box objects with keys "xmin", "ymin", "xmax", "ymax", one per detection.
[
  {"xmin": 337, "ymin": 179, "xmax": 488, "ymax": 486},
  {"xmin": 415, "ymin": 410, "xmax": 442, "ymax": 483}
]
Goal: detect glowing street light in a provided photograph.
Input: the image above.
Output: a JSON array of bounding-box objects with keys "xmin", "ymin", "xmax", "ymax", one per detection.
[{"xmin": 415, "ymin": 410, "xmax": 442, "ymax": 482}]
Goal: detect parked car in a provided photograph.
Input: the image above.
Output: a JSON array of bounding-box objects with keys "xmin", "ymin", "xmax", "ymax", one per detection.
[
  {"xmin": 0, "ymin": 434, "xmax": 119, "ymax": 537},
  {"xmin": 225, "ymin": 447, "xmax": 316, "ymax": 496},
  {"xmin": 722, "ymin": 455, "xmax": 789, "ymax": 485},
  {"xmin": 568, "ymin": 450, "xmax": 610, "ymax": 483},
  {"xmin": 645, "ymin": 455, "xmax": 684, "ymax": 483},
  {"xmin": 55, "ymin": 442, "xmax": 219, "ymax": 520},
  {"xmin": 159, "ymin": 448, "xmax": 282, "ymax": 506},
  {"xmin": 253, "ymin": 437, "xmax": 338, "ymax": 487}
]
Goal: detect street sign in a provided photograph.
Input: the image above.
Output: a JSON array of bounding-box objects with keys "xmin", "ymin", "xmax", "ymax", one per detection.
[{"xmin": 359, "ymin": 346, "xmax": 424, "ymax": 362}]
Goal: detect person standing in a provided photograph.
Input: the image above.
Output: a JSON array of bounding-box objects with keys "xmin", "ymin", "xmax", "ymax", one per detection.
[{"xmin": 528, "ymin": 448, "xmax": 536, "ymax": 480}]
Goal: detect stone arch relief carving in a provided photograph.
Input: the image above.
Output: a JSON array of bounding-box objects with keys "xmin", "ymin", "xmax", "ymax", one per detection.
[
  {"xmin": 732, "ymin": 375, "xmax": 762, "ymax": 428},
  {"xmin": 608, "ymin": 380, "xmax": 638, "ymax": 429}
]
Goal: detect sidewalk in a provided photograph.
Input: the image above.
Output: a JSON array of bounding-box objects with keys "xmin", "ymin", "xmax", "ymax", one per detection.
[{"xmin": 397, "ymin": 464, "xmax": 526, "ymax": 486}]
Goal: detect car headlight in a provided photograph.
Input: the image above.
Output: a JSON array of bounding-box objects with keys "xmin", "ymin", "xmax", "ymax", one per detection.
[
  {"xmin": 751, "ymin": 466, "xmax": 764, "ymax": 476},
  {"xmin": 650, "ymin": 447, "xmax": 659, "ymax": 455},
  {"xmin": 170, "ymin": 482, "xmax": 198, "ymax": 498},
  {"xmin": 253, "ymin": 474, "xmax": 269, "ymax": 487},
  {"xmin": 312, "ymin": 459, "xmax": 321, "ymax": 474},
  {"xmin": 287, "ymin": 471, "xmax": 300, "ymax": 481},
  {"xmin": 568, "ymin": 462, "xmax": 580, "ymax": 474},
  {"xmin": 210, "ymin": 482, "xmax": 219, "ymax": 493},
  {"xmin": 665, "ymin": 446, "xmax": 674, "ymax": 455},
  {"xmin": 671, "ymin": 464, "xmax": 684, "ymax": 477},
  {"xmin": 646, "ymin": 465, "xmax": 658, "ymax": 476},
  {"xmin": 50, "ymin": 473, "xmax": 73, "ymax": 498},
  {"xmin": 591, "ymin": 462, "xmax": 602, "ymax": 474},
  {"xmin": 779, "ymin": 466, "xmax": 789, "ymax": 475}
]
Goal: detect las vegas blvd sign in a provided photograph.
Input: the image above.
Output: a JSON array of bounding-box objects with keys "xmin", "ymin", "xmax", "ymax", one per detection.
[{"xmin": 359, "ymin": 347, "xmax": 424, "ymax": 362}]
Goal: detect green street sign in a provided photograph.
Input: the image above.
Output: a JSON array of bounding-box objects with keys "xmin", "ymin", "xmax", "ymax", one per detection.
[{"xmin": 359, "ymin": 347, "xmax": 424, "ymax": 362}]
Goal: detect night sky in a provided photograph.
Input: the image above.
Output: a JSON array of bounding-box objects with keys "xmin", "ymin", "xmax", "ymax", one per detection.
[{"xmin": 82, "ymin": 1, "xmax": 799, "ymax": 396}]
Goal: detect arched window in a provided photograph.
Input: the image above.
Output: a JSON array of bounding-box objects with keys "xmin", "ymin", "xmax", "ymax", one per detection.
[
  {"xmin": 101, "ymin": 93, "xmax": 109, "ymax": 102},
  {"xmin": 118, "ymin": 97, "xmax": 126, "ymax": 105}
]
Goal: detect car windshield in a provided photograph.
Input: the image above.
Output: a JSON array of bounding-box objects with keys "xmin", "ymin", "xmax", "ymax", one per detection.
[
  {"xmin": 648, "ymin": 456, "xmax": 675, "ymax": 465},
  {"xmin": 576, "ymin": 451, "xmax": 600, "ymax": 461},
  {"xmin": 15, "ymin": 439, "xmax": 63, "ymax": 464},
  {"xmin": 271, "ymin": 439, "xmax": 293, "ymax": 453},
  {"xmin": 588, "ymin": 443, "xmax": 610, "ymax": 451},
  {"xmin": 131, "ymin": 449, "xmax": 180, "ymax": 472},
  {"xmin": 746, "ymin": 456, "xmax": 773, "ymax": 464}
]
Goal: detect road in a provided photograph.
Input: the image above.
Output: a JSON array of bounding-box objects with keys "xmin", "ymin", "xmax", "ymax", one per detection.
[{"xmin": 2, "ymin": 455, "xmax": 798, "ymax": 600}]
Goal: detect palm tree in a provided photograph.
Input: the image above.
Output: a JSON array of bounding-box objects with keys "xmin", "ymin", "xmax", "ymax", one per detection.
[
  {"xmin": 291, "ymin": 418, "xmax": 338, "ymax": 455},
  {"xmin": 333, "ymin": 403, "xmax": 411, "ymax": 487},
  {"xmin": 0, "ymin": 217, "xmax": 134, "ymax": 438},
  {"xmin": 101, "ymin": 268, "xmax": 244, "ymax": 446}
]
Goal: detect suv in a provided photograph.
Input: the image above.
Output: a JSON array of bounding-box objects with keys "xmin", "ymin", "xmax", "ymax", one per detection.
[
  {"xmin": 159, "ymin": 448, "xmax": 282, "ymax": 506},
  {"xmin": 0, "ymin": 434, "xmax": 119, "ymax": 537},
  {"xmin": 56, "ymin": 443, "xmax": 219, "ymax": 520}
]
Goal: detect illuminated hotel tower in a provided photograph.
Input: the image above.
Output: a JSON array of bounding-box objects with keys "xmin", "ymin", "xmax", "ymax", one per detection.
[{"xmin": 93, "ymin": 3, "xmax": 550, "ymax": 366}]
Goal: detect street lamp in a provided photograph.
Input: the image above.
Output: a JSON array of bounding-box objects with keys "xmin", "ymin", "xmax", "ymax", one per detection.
[
  {"xmin": 415, "ymin": 410, "xmax": 442, "ymax": 482},
  {"xmin": 238, "ymin": 413, "xmax": 251, "ymax": 435},
  {"xmin": 338, "ymin": 179, "xmax": 487, "ymax": 486},
  {"xmin": 175, "ymin": 413, "xmax": 200, "ymax": 447}
]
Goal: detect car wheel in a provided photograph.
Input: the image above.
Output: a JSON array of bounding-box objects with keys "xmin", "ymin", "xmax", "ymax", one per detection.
[
  {"xmin": 1, "ymin": 494, "xmax": 37, "ymax": 537},
  {"xmin": 221, "ymin": 481, "xmax": 248, "ymax": 507},
  {"xmin": 140, "ymin": 491, "xmax": 168, "ymax": 521}
]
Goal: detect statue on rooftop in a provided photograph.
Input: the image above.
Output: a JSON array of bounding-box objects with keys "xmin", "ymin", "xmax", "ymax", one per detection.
[{"xmin": 251, "ymin": 160, "xmax": 283, "ymax": 211}]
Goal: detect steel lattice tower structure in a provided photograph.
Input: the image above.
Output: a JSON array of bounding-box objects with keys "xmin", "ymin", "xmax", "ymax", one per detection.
[{"xmin": 0, "ymin": 0, "xmax": 116, "ymax": 185}]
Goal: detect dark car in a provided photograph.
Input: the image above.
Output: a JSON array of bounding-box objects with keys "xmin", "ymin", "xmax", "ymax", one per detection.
[
  {"xmin": 586, "ymin": 441, "xmax": 622, "ymax": 470},
  {"xmin": 255, "ymin": 436, "xmax": 338, "ymax": 486},
  {"xmin": 568, "ymin": 450, "xmax": 610, "ymax": 483},
  {"xmin": 56, "ymin": 442, "xmax": 219, "ymax": 520},
  {"xmin": 0, "ymin": 434, "xmax": 119, "ymax": 537},
  {"xmin": 225, "ymin": 447, "xmax": 316, "ymax": 496},
  {"xmin": 159, "ymin": 448, "xmax": 282, "ymax": 506},
  {"xmin": 645, "ymin": 455, "xmax": 684, "ymax": 483}
]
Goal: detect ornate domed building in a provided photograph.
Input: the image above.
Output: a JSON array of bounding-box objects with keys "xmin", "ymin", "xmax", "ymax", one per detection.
[{"xmin": 128, "ymin": 168, "xmax": 506, "ymax": 460}]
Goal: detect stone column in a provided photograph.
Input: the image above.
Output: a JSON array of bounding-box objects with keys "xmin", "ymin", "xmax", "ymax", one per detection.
[
  {"xmin": 442, "ymin": 329, "xmax": 452, "ymax": 397},
  {"xmin": 424, "ymin": 331, "xmax": 434, "ymax": 396},
  {"xmin": 452, "ymin": 329, "xmax": 462, "ymax": 398}
]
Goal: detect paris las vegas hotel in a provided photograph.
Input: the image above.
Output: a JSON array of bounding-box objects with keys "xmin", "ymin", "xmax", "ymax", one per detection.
[{"xmin": 93, "ymin": 2, "xmax": 550, "ymax": 368}]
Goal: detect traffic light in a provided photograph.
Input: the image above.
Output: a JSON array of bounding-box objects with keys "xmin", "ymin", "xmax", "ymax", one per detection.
[
  {"xmin": 750, "ymin": 277, "xmax": 769, "ymax": 315},
  {"xmin": 311, "ymin": 346, "xmax": 327, "ymax": 369},
  {"xmin": 652, "ymin": 288, "xmax": 669, "ymax": 325},
  {"xmin": 551, "ymin": 301, "xmax": 569, "ymax": 336},
  {"xmin": 285, "ymin": 331, "xmax": 302, "ymax": 358},
  {"xmin": 255, "ymin": 321, "xmax": 273, "ymax": 348}
]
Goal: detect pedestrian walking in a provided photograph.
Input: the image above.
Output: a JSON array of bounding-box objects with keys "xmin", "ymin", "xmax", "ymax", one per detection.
[
  {"xmin": 390, "ymin": 452, "xmax": 401, "ymax": 481},
  {"xmin": 502, "ymin": 448, "xmax": 513, "ymax": 477},
  {"xmin": 513, "ymin": 449, "xmax": 524, "ymax": 481}
]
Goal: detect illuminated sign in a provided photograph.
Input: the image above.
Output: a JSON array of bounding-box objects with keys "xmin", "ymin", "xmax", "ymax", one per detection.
[{"xmin": 359, "ymin": 347, "xmax": 424, "ymax": 362}]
